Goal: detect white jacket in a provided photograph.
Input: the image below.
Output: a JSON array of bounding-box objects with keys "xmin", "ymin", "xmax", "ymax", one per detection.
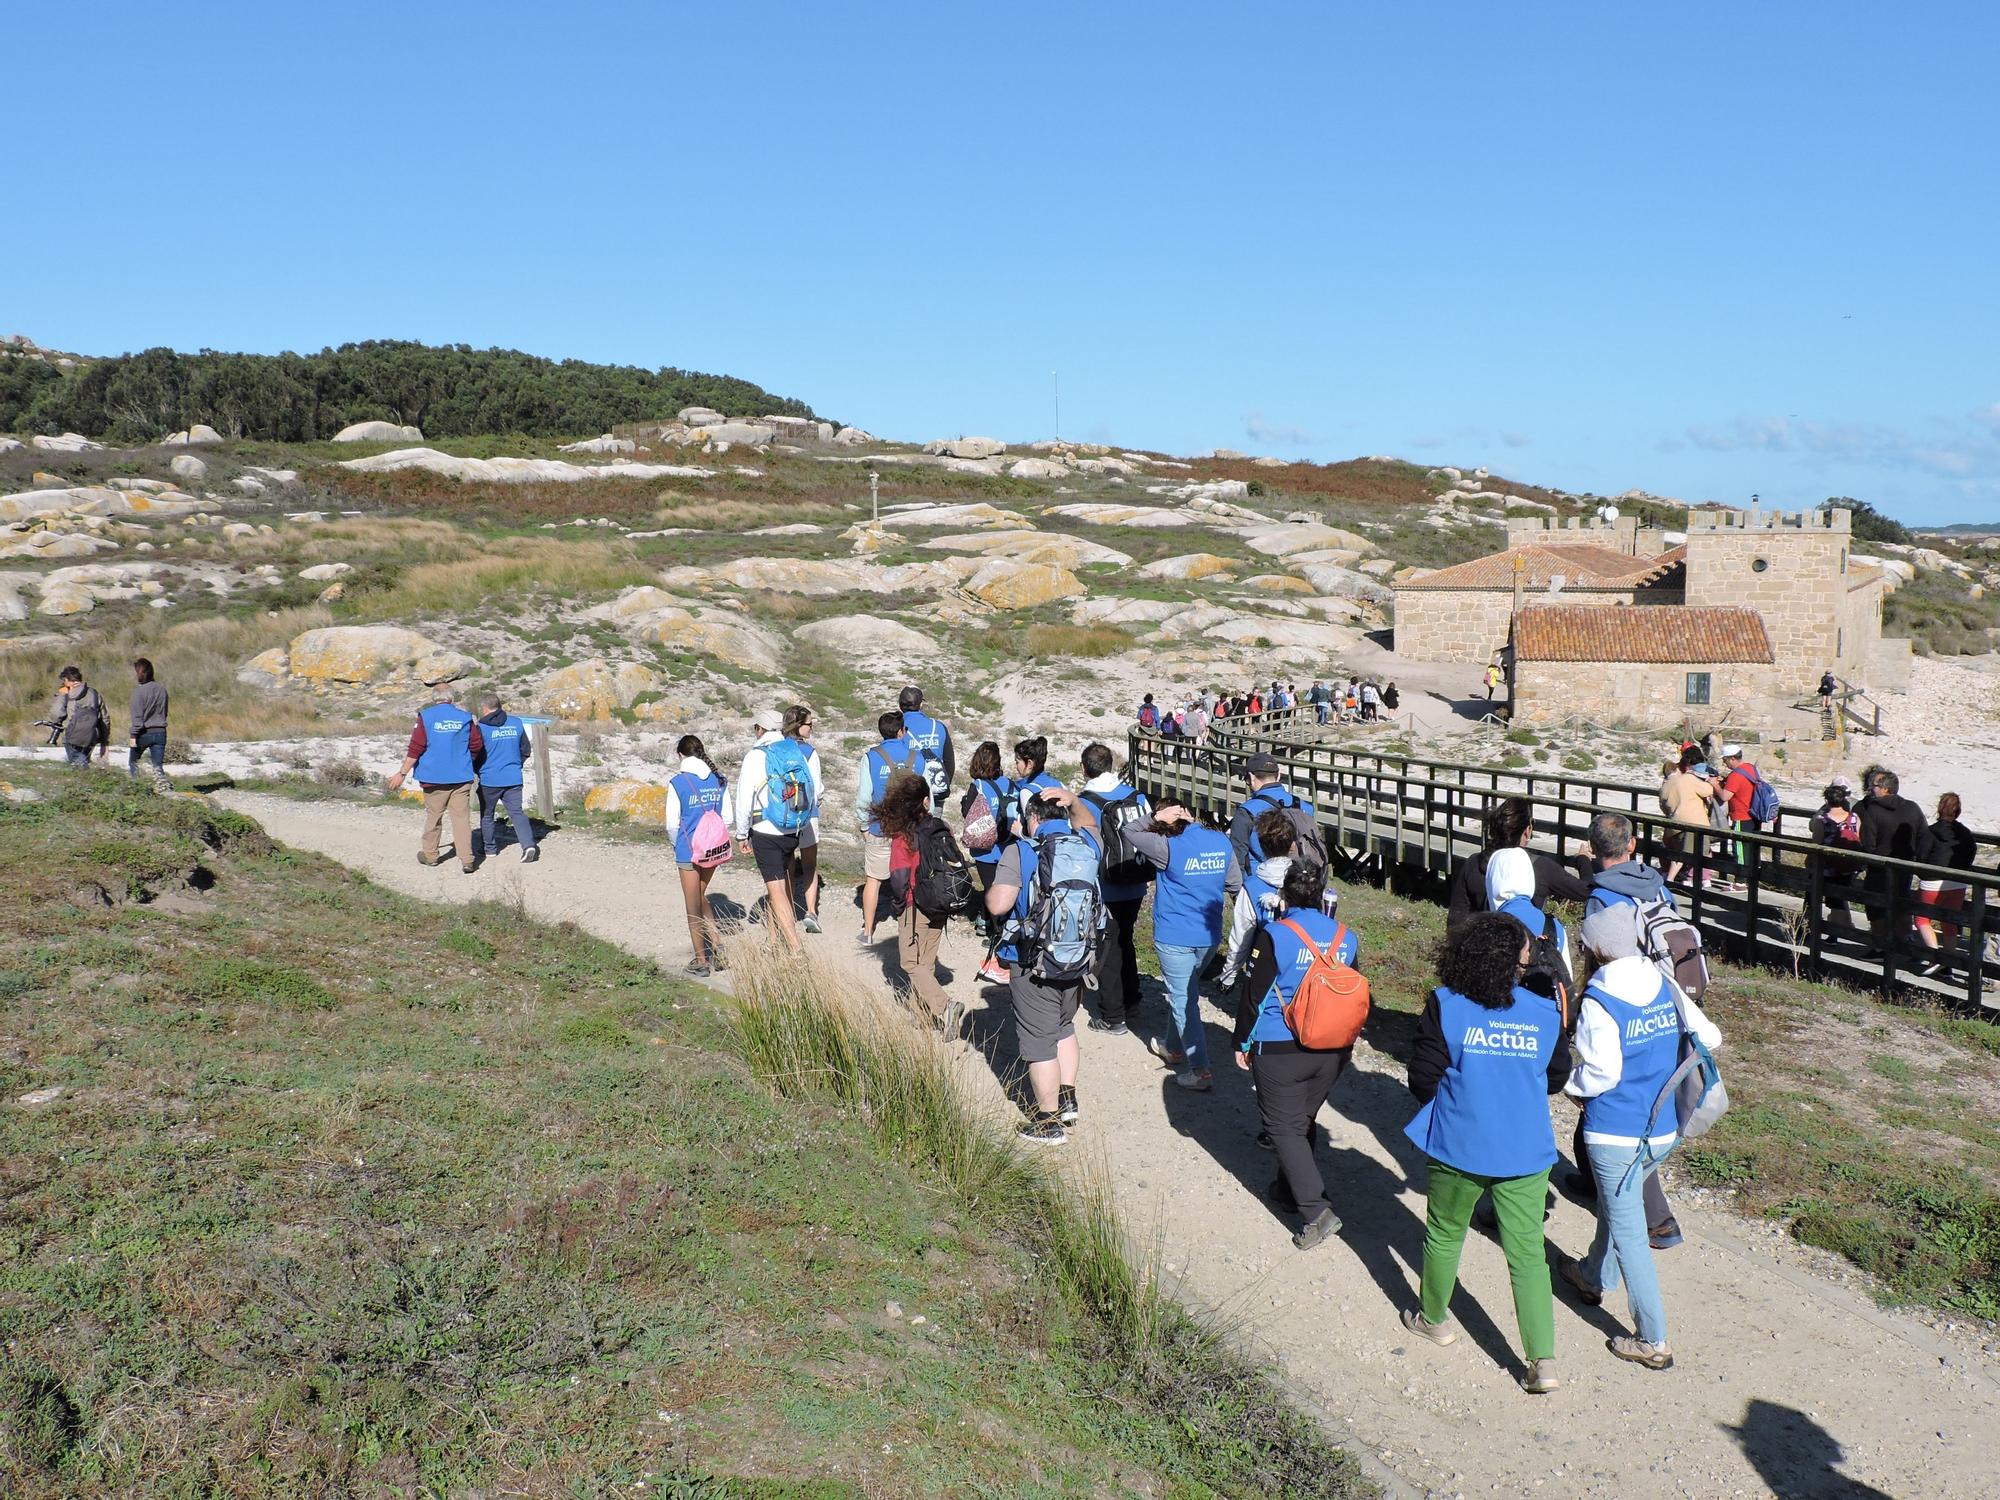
[
  {"xmin": 735, "ymin": 732, "xmax": 822, "ymax": 840},
  {"xmin": 663, "ymin": 757, "xmax": 736, "ymax": 842},
  {"xmin": 1566, "ymin": 955, "xmax": 1723, "ymax": 1148}
]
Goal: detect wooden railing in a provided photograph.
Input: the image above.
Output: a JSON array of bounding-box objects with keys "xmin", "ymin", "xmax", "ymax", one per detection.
[{"xmin": 1130, "ymin": 715, "xmax": 1997, "ymax": 1014}]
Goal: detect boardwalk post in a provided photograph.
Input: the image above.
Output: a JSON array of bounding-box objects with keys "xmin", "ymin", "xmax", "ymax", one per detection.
[{"xmin": 521, "ymin": 713, "xmax": 556, "ymax": 822}]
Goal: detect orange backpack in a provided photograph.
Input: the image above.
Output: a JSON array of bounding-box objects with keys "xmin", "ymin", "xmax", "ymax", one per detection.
[{"xmin": 1277, "ymin": 918, "xmax": 1370, "ymax": 1049}]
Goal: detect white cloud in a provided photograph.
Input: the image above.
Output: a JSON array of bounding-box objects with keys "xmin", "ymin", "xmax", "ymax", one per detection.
[
  {"xmin": 1243, "ymin": 410, "xmax": 1316, "ymax": 447},
  {"xmin": 1676, "ymin": 410, "xmax": 1998, "ymax": 480}
]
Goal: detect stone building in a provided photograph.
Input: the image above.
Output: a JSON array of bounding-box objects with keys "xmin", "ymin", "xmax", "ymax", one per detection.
[{"xmin": 1392, "ymin": 506, "xmax": 1910, "ymax": 730}]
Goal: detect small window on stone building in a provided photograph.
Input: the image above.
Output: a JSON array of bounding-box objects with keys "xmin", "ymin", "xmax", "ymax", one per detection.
[
  {"xmin": 1841, "ymin": 548, "xmax": 1849, "ymax": 575},
  {"xmin": 1685, "ymin": 672, "xmax": 1712, "ymax": 705},
  {"xmin": 1838, "ymin": 627, "xmax": 1844, "ymax": 658},
  {"xmin": 1752, "ymin": 557, "xmax": 1770, "ymax": 573}
]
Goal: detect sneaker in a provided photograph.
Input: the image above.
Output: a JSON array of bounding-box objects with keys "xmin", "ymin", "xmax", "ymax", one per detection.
[
  {"xmin": 684, "ymin": 961, "xmax": 713, "ymax": 979},
  {"xmin": 417, "ymin": 853, "xmax": 441, "ymax": 867},
  {"xmin": 1017, "ymin": 1114, "xmax": 1067, "ymax": 1146},
  {"xmin": 938, "ymin": 1000, "xmax": 964, "ymax": 1038},
  {"xmin": 1169, "ymin": 1068, "xmax": 1213, "ymax": 1091},
  {"xmin": 1293, "ymin": 1206, "xmax": 1341, "ymax": 1251},
  {"xmin": 801, "ymin": 914, "xmax": 822, "ymax": 935},
  {"xmin": 978, "ymin": 956, "xmax": 1009, "ymax": 984},
  {"xmin": 1648, "ymin": 1219, "xmax": 1685, "ymax": 1251},
  {"xmin": 1256, "ymin": 1129, "xmax": 1276, "ymax": 1151},
  {"xmin": 1915, "ymin": 959, "xmax": 1943, "ymax": 978},
  {"xmin": 855, "ymin": 929, "xmax": 873, "ymax": 948},
  {"xmin": 1057, "ymin": 1085, "xmax": 1079, "ymax": 1125},
  {"xmin": 461, "ymin": 862, "xmax": 479, "ymax": 875},
  {"xmin": 520, "ymin": 847, "xmax": 540, "ymax": 864},
  {"xmin": 1087, "ymin": 1017, "xmax": 1129, "ymax": 1036},
  {"xmin": 1400, "ymin": 1308, "xmax": 1456, "ymax": 1346},
  {"xmin": 1608, "ymin": 1336, "xmax": 1674, "ymax": 1370},
  {"xmin": 1558, "ymin": 1258, "xmax": 1604, "ymax": 1307},
  {"xmin": 709, "ymin": 951, "xmax": 730, "ymax": 973},
  {"xmin": 1519, "ymin": 1358, "xmax": 1561, "ymax": 1395},
  {"xmin": 1148, "ymin": 1037, "xmax": 1187, "ymax": 1068}
]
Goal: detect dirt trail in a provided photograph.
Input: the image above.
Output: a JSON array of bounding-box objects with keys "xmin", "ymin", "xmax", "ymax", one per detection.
[{"xmin": 220, "ymin": 791, "xmax": 1998, "ymax": 1499}]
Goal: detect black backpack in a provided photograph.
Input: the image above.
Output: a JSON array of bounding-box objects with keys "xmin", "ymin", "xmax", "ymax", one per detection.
[
  {"xmin": 1520, "ymin": 921, "xmax": 1574, "ymax": 1026},
  {"xmin": 912, "ymin": 816, "xmax": 977, "ymax": 919},
  {"xmin": 1081, "ymin": 788, "xmax": 1151, "ymax": 888}
]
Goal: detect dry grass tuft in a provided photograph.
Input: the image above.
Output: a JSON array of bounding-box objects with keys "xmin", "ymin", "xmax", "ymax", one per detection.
[{"xmin": 352, "ymin": 539, "xmax": 657, "ymax": 618}]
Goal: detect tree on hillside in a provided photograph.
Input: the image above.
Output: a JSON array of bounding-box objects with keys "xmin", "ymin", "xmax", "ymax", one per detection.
[{"xmin": 1829, "ymin": 497, "xmax": 1912, "ymax": 546}]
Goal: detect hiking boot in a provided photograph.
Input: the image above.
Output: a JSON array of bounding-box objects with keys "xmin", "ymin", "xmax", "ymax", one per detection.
[
  {"xmin": 460, "ymin": 862, "xmax": 479, "ymax": 875},
  {"xmin": 1519, "ymin": 1358, "xmax": 1561, "ymax": 1395},
  {"xmin": 978, "ymin": 956, "xmax": 1009, "ymax": 984},
  {"xmin": 1057, "ymin": 1085, "xmax": 1079, "ymax": 1125},
  {"xmin": 1169, "ymin": 1068, "xmax": 1213, "ymax": 1091},
  {"xmin": 1400, "ymin": 1308, "xmax": 1456, "ymax": 1346},
  {"xmin": 1087, "ymin": 1017, "xmax": 1129, "ymax": 1036},
  {"xmin": 1608, "ymin": 1336, "xmax": 1674, "ymax": 1370},
  {"xmin": 800, "ymin": 914, "xmax": 822, "ymax": 935},
  {"xmin": 709, "ymin": 951, "xmax": 730, "ymax": 973},
  {"xmin": 417, "ymin": 853, "xmax": 441, "ymax": 867},
  {"xmin": 684, "ymin": 961, "xmax": 713, "ymax": 979},
  {"xmin": 1293, "ymin": 1207, "xmax": 1341, "ymax": 1251},
  {"xmin": 938, "ymin": 1000, "xmax": 964, "ymax": 1039},
  {"xmin": 1256, "ymin": 1129, "xmax": 1276, "ymax": 1150},
  {"xmin": 1649, "ymin": 1219, "xmax": 1685, "ymax": 1250},
  {"xmin": 1017, "ymin": 1114, "xmax": 1067, "ymax": 1146},
  {"xmin": 1148, "ymin": 1036, "xmax": 1187, "ymax": 1068},
  {"xmin": 1559, "ymin": 1258, "xmax": 1604, "ymax": 1307},
  {"xmin": 521, "ymin": 847, "xmax": 540, "ymax": 864}
]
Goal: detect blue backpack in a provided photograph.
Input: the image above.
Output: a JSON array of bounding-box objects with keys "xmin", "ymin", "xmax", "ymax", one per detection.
[
  {"xmin": 760, "ymin": 738, "xmax": 815, "ymax": 833},
  {"xmin": 1021, "ymin": 832, "xmax": 1106, "ymax": 987},
  {"xmin": 1743, "ymin": 768, "xmax": 1780, "ymax": 825}
]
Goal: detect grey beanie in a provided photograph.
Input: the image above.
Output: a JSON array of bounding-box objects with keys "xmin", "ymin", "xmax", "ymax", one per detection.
[{"xmin": 1580, "ymin": 902, "xmax": 1643, "ymax": 961}]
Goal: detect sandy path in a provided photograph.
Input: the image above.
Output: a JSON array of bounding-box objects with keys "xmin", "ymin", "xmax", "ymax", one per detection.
[{"xmin": 219, "ymin": 791, "xmax": 1998, "ymax": 1499}]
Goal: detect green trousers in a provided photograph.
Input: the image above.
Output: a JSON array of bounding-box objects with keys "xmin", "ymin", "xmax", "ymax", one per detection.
[{"xmin": 1419, "ymin": 1159, "xmax": 1555, "ymax": 1362}]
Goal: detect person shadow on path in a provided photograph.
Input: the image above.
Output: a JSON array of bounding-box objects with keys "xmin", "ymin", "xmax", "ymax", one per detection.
[
  {"xmin": 1723, "ymin": 1400, "xmax": 1895, "ymax": 1499},
  {"xmin": 1154, "ymin": 1017, "xmax": 1534, "ymax": 1379}
]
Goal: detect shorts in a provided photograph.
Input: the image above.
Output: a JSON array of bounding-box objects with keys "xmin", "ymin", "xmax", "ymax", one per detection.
[
  {"xmin": 749, "ymin": 829, "xmax": 802, "ymax": 883},
  {"xmin": 864, "ymin": 832, "xmax": 893, "ymax": 881},
  {"xmin": 1010, "ymin": 968, "xmax": 1081, "ymax": 1064}
]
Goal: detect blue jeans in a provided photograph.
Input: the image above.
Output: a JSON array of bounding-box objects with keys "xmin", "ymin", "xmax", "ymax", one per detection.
[
  {"xmin": 129, "ymin": 730, "xmax": 167, "ymax": 775},
  {"xmin": 478, "ymin": 784, "xmax": 537, "ymax": 854},
  {"xmin": 1581, "ymin": 1140, "xmax": 1670, "ymax": 1344},
  {"xmin": 63, "ymin": 745, "xmax": 91, "ymax": 768},
  {"xmin": 1157, "ymin": 941, "xmax": 1216, "ymax": 1070}
]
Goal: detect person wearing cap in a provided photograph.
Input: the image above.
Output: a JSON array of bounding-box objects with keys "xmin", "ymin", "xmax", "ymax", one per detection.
[
  {"xmin": 1559, "ymin": 902, "xmax": 1723, "ymax": 1372},
  {"xmin": 736, "ymin": 703, "xmax": 824, "ymax": 945},
  {"xmin": 387, "ymin": 685, "xmax": 485, "ymax": 872},
  {"xmin": 897, "ymin": 686, "xmax": 954, "ymax": 809},
  {"xmin": 1717, "ymin": 744, "xmax": 1763, "ymax": 890},
  {"xmin": 1229, "ymin": 753, "xmax": 1317, "ymax": 874}
]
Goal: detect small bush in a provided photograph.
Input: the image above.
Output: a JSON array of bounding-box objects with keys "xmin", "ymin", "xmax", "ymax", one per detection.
[
  {"xmin": 317, "ymin": 758, "xmax": 370, "ymax": 790},
  {"xmin": 1019, "ymin": 623, "xmax": 1137, "ymax": 659},
  {"xmin": 182, "ymin": 956, "xmax": 338, "ymax": 1011}
]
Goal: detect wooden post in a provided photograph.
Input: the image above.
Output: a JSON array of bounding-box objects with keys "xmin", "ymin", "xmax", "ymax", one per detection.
[{"xmin": 521, "ymin": 714, "xmax": 556, "ymax": 822}]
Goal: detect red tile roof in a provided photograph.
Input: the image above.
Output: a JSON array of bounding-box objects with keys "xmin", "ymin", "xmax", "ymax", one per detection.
[
  {"xmin": 1513, "ymin": 604, "xmax": 1774, "ymax": 664},
  {"xmin": 1398, "ymin": 543, "xmax": 1686, "ymax": 591}
]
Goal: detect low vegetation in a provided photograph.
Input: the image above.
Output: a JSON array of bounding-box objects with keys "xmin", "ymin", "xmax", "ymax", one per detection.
[
  {"xmin": 1883, "ymin": 566, "xmax": 2000, "ymax": 656},
  {"xmin": 0, "ymin": 771, "xmax": 1373, "ymax": 1496}
]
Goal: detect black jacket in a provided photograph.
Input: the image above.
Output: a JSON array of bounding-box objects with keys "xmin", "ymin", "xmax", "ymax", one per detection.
[
  {"xmin": 1407, "ymin": 988, "xmax": 1573, "ymax": 1104},
  {"xmin": 1445, "ymin": 848, "xmax": 1591, "ymax": 924},
  {"xmin": 1860, "ymin": 794, "xmax": 1928, "ymax": 864},
  {"xmin": 1921, "ymin": 819, "xmax": 1977, "ymax": 872}
]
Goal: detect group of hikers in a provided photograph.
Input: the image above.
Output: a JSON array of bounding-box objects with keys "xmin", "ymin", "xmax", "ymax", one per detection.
[
  {"xmin": 37, "ymin": 660, "xmax": 172, "ymax": 789},
  {"xmin": 1135, "ymin": 677, "xmax": 1401, "ymax": 741}
]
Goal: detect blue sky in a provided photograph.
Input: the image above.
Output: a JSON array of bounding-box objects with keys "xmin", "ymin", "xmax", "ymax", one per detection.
[{"xmin": 13, "ymin": 3, "xmax": 1997, "ymax": 523}]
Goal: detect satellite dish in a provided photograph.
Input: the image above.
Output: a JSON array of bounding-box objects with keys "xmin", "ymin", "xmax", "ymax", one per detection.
[{"xmin": 1599, "ymin": 504, "xmax": 1621, "ymax": 522}]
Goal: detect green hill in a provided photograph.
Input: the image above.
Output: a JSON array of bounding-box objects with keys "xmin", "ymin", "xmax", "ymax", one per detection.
[{"xmin": 1, "ymin": 340, "xmax": 819, "ymax": 445}]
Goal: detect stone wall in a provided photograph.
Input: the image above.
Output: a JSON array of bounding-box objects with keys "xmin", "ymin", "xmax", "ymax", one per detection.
[
  {"xmin": 1513, "ymin": 659, "xmax": 1784, "ymax": 729},
  {"xmin": 1683, "ymin": 510, "xmax": 1849, "ymax": 686},
  {"xmin": 1391, "ymin": 589, "xmax": 1517, "ymax": 664}
]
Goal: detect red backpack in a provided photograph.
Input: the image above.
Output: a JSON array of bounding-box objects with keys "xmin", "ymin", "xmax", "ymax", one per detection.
[{"xmin": 1277, "ymin": 919, "xmax": 1370, "ymax": 1049}]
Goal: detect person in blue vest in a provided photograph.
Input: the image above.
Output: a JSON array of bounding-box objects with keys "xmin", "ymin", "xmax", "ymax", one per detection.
[
  {"xmin": 1484, "ymin": 847, "xmax": 1572, "ymax": 985},
  {"xmin": 898, "ymin": 685, "xmax": 954, "ymax": 809},
  {"xmin": 1120, "ymin": 800, "xmax": 1241, "ymax": 1091},
  {"xmin": 1011, "ymin": 735, "xmax": 1062, "ymax": 830},
  {"xmin": 1228, "ymin": 753, "xmax": 1317, "ymax": 872},
  {"xmin": 1402, "ymin": 911, "xmax": 1572, "ymax": 1396},
  {"xmin": 1078, "ymin": 741, "xmax": 1153, "ymax": 1036},
  {"xmin": 1231, "ymin": 860, "xmax": 1361, "ymax": 1252},
  {"xmin": 738, "ymin": 703, "xmax": 824, "ymax": 951},
  {"xmin": 959, "ymin": 739, "xmax": 1015, "ymax": 980},
  {"xmin": 387, "ymin": 686, "xmax": 485, "ymax": 872},
  {"xmin": 852, "ymin": 710, "xmax": 937, "ymax": 947},
  {"xmin": 665, "ymin": 733, "xmax": 736, "ymax": 978},
  {"xmin": 984, "ymin": 787, "xmax": 1101, "ymax": 1145},
  {"xmin": 473, "ymin": 693, "xmax": 538, "ymax": 865},
  {"xmin": 1558, "ymin": 903, "xmax": 1723, "ymax": 1373}
]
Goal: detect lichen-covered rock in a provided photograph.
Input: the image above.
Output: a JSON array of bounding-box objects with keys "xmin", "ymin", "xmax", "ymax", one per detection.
[
  {"xmin": 1140, "ymin": 553, "xmax": 1238, "ymax": 581},
  {"xmin": 633, "ymin": 607, "xmax": 783, "ymax": 674},
  {"xmin": 965, "ymin": 560, "xmax": 1085, "ymax": 610},
  {"xmin": 796, "ymin": 615, "xmax": 944, "ymax": 658},
  {"xmin": 584, "ymin": 779, "xmax": 667, "ymax": 824},
  {"xmin": 36, "ymin": 583, "xmax": 95, "ymax": 615},
  {"xmin": 1239, "ymin": 573, "xmax": 1317, "ymax": 594},
  {"xmin": 284, "ymin": 625, "xmax": 476, "ymax": 686},
  {"xmin": 237, "ymin": 647, "xmax": 290, "ymax": 686},
  {"xmin": 535, "ymin": 660, "xmax": 666, "ymax": 720},
  {"xmin": 922, "ymin": 530, "xmax": 1131, "ymax": 569},
  {"xmin": 924, "ymin": 436, "xmax": 1005, "ymax": 459},
  {"xmin": 170, "ymin": 454, "xmax": 208, "ymax": 481}
]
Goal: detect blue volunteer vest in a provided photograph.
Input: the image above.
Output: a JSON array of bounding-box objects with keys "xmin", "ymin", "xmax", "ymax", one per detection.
[
  {"xmin": 414, "ymin": 702, "xmax": 474, "ymax": 785},
  {"xmin": 1246, "ymin": 909, "xmax": 1360, "ymax": 1045},
  {"xmin": 669, "ymin": 768, "xmax": 727, "ymax": 864},
  {"xmin": 1152, "ymin": 824, "xmax": 1232, "ymax": 947},
  {"xmin": 1579, "ymin": 973, "xmax": 1684, "ymax": 1142},
  {"xmin": 1015, "ymin": 771, "xmax": 1062, "ymax": 830},
  {"xmin": 1404, "ymin": 984, "xmax": 1562, "ymax": 1178},
  {"xmin": 902, "ymin": 711, "xmax": 949, "ymax": 778},
  {"xmin": 864, "ymin": 738, "xmax": 919, "ymax": 836},
  {"xmin": 477, "ymin": 714, "xmax": 527, "ymax": 788},
  {"xmin": 1497, "ymin": 895, "xmax": 1570, "ymax": 967},
  {"xmin": 1243, "ymin": 787, "xmax": 1315, "ymax": 863},
  {"xmin": 969, "ymin": 774, "xmax": 1015, "ymax": 864}
]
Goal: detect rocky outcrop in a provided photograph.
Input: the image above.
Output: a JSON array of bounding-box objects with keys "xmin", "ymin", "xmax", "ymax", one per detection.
[
  {"xmin": 832, "ymin": 426, "xmax": 875, "ymax": 446},
  {"xmin": 0, "ymin": 486, "xmax": 204, "ymax": 522},
  {"xmin": 584, "ymin": 779, "xmax": 667, "ymax": 824},
  {"xmin": 535, "ymin": 659, "xmax": 665, "ymax": 720},
  {"xmin": 279, "ymin": 625, "xmax": 477, "ymax": 688},
  {"xmin": 298, "ymin": 563, "xmax": 352, "ymax": 582},
  {"xmin": 796, "ymin": 615, "xmax": 944, "ymax": 658},
  {"xmin": 677, "ymin": 406, "xmax": 726, "ymax": 427},
  {"xmin": 30, "ymin": 432, "xmax": 102, "ymax": 452},
  {"xmin": 965, "ymin": 559, "xmax": 1085, "ymax": 610},
  {"xmin": 1140, "ymin": 553, "xmax": 1238, "ymax": 581},
  {"xmin": 170, "ymin": 454, "xmax": 207, "ymax": 482},
  {"xmin": 557, "ymin": 434, "xmax": 637, "ymax": 454},
  {"xmin": 1239, "ymin": 573, "xmax": 1317, "ymax": 594},
  {"xmin": 872, "ymin": 501, "xmax": 1022, "ymax": 530},
  {"xmin": 1008, "ymin": 457, "xmax": 1070, "ymax": 479},
  {"xmin": 924, "ymin": 436, "xmax": 1006, "ymax": 459},
  {"xmin": 921, "ymin": 529, "xmax": 1132, "ymax": 569},
  {"xmin": 161, "ymin": 424, "xmax": 223, "ymax": 446},
  {"xmin": 332, "ymin": 420, "xmax": 425, "ymax": 443},
  {"xmin": 337, "ymin": 448, "xmax": 714, "ymax": 484}
]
